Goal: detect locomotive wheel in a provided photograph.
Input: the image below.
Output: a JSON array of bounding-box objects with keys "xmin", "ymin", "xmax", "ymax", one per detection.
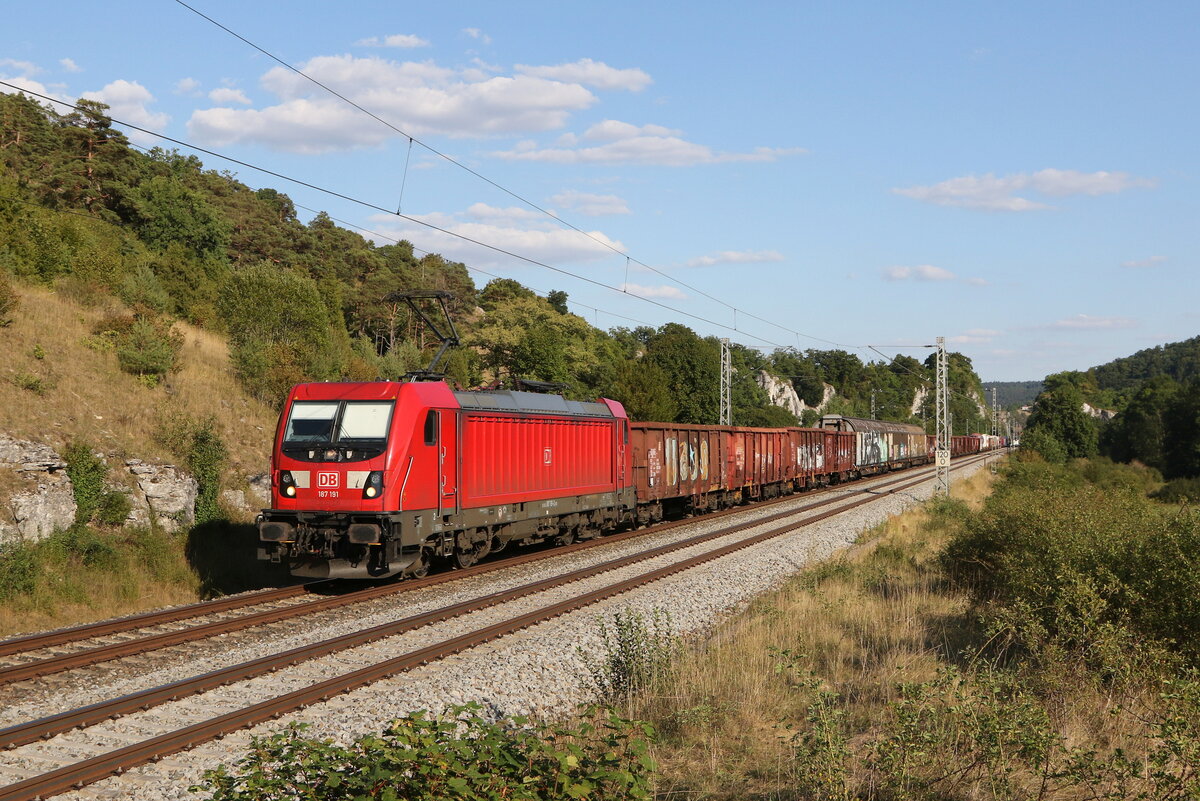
[
  {"xmin": 406, "ymin": 549, "xmax": 430, "ymax": 579},
  {"xmin": 556, "ymin": 529, "xmax": 577, "ymax": 546},
  {"xmin": 452, "ymin": 544, "xmax": 476, "ymax": 569},
  {"xmin": 453, "ymin": 535, "xmax": 489, "ymax": 569}
]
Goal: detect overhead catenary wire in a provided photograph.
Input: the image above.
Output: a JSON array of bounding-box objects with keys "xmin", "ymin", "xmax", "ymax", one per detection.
[
  {"xmin": 291, "ymin": 203, "xmax": 661, "ymax": 330},
  {"xmin": 4, "ymin": 81, "xmax": 981, "ymax": 399},
  {"xmin": 0, "ymin": 80, "xmax": 790, "ymax": 348},
  {"xmin": 169, "ymin": 0, "xmax": 847, "ymax": 350}
]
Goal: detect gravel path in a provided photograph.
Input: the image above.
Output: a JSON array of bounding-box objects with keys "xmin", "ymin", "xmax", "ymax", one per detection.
[{"xmin": 5, "ymin": 456, "xmax": 995, "ymax": 801}]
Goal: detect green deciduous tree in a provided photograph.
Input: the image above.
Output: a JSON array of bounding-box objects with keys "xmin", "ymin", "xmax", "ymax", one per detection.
[
  {"xmin": 218, "ymin": 264, "xmax": 345, "ymax": 404},
  {"xmin": 1026, "ymin": 373, "xmax": 1099, "ymax": 459}
]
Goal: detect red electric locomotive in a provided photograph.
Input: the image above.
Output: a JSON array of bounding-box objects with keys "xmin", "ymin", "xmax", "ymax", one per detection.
[{"xmin": 257, "ymin": 380, "xmax": 635, "ymax": 579}]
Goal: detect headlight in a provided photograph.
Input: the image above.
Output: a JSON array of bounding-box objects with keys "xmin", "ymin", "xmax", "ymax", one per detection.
[
  {"xmin": 280, "ymin": 471, "xmax": 297, "ymax": 498},
  {"xmin": 362, "ymin": 471, "xmax": 383, "ymax": 499}
]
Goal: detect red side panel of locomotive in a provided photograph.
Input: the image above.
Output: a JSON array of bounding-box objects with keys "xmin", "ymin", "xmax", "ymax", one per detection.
[{"xmin": 458, "ymin": 411, "xmax": 626, "ymax": 508}]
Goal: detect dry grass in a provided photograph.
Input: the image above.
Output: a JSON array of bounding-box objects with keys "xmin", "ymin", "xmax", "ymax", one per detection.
[
  {"xmin": 630, "ymin": 470, "xmax": 998, "ymax": 799},
  {"xmin": 0, "ymin": 567, "xmax": 199, "ymax": 639},
  {"xmin": 0, "ymin": 284, "xmax": 282, "ymax": 634},
  {"xmin": 631, "ymin": 463, "xmax": 1200, "ymax": 800},
  {"xmin": 0, "ymin": 284, "xmax": 277, "ymax": 481}
]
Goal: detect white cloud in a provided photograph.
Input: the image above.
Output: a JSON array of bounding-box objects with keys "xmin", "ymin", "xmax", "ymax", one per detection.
[
  {"xmin": 1121, "ymin": 256, "xmax": 1166, "ymax": 269},
  {"xmin": 463, "ymin": 28, "xmax": 492, "ymax": 45},
  {"xmin": 174, "ymin": 77, "xmax": 201, "ymax": 94},
  {"xmin": 965, "ymin": 276, "xmax": 989, "ymax": 286},
  {"xmin": 894, "ymin": 168, "xmax": 1154, "ymax": 211},
  {"xmin": 81, "ymin": 80, "xmax": 168, "ymax": 144},
  {"xmin": 188, "ymin": 54, "xmax": 598, "ymax": 152},
  {"xmin": 357, "ymin": 34, "xmax": 431, "ymax": 48},
  {"xmin": 0, "ymin": 75, "xmax": 56, "ymax": 99},
  {"xmin": 59, "ymin": 58, "xmax": 82, "ymax": 73},
  {"xmin": 551, "ymin": 190, "xmax": 630, "ymax": 216},
  {"xmin": 950, "ymin": 328, "xmax": 1001, "ymax": 344},
  {"xmin": 884, "ymin": 264, "xmax": 957, "ymax": 281},
  {"xmin": 365, "ymin": 205, "xmax": 624, "ymax": 269},
  {"xmin": 515, "ymin": 59, "xmax": 651, "ymax": 92},
  {"xmin": 686, "ymin": 250, "xmax": 784, "ymax": 267},
  {"xmin": 620, "ymin": 282, "xmax": 687, "ymax": 300},
  {"xmin": 494, "ymin": 118, "xmax": 804, "ymax": 166},
  {"xmin": 0, "ymin": 58, "xmax": 39, "ymax": 76},
  {"xmin": 1048, "ymin": 314, "xmax": 1136, "ymax": 330},
  {"xmin": 584, "ymin": 120, "xmax": 682, "ymax": 140},
  {"xmin": 208, "ymin": 87, "xmax": 251, "ymax": 105}
]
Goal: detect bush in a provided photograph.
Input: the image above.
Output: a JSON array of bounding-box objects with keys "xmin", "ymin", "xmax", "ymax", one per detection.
[
  {"xmin": 581, "ymin": 609, "xmax": 680, "ymax": 705},
  {"xmin": 0, "ymin": 543, "xmax": 37, "ymax": 600},
  {"xmin": 193, "ymin": 705, "xmax": 656, "ymax": 801},
  {"xmin": 95, "ymin": 490, "xmax": 133, "ymax": 527},
  {"xmin": 941, "ymin": 460, "xmax": 1200, "ymax": 665},
  {"xmin": 155, "ymin": 410, "xmax": 227, "ymax": 526},
  {"xmin": 64, "ymin": 440, "xmax": 108, "ymax": 525},
  {"xmin": 93, "ymin": 312, "xmax": 183, "ymax": 383},
  {"xmin": 0, "ymin": 272, "xmax": 17, "ymax": 326},
  {"xmin": 1154, "ymin": 476, "xmax": 1200, "ymax": 504}
]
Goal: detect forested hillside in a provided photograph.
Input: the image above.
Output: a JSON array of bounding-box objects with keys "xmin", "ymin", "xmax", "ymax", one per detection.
[
  {"xmin": 1091, "ymin": 336, "xmax": 1200, "ymax": 396},
  {"xmin": 0, "ymin": 91, "xmax": 990, "ymax": 432},
  {"xmin": 986, "ymin": 380, "xmax": 1042, "ymax": 408}
]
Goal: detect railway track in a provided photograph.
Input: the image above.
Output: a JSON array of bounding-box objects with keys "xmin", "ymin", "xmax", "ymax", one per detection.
[
  {"xmin": 0, "ymin": 453, "xmax": 994, "ymax": 801},
  {"xmin": 0, "ymin": 455, "xmax": 973, "ymax": 686}
]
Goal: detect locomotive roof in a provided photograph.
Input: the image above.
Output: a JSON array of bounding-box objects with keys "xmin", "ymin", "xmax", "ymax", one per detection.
[
  {"xmin": 453, "ymin": 389, "xmax": 616, "ymax": 418},
  {"xmin": 819, "ymin": 415, "xmax": 926, "ymax": 435}
]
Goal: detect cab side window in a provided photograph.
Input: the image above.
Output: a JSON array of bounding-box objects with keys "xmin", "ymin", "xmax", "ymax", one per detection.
[{"xmin": 424, "ymin": 410, "xmax": 437, "ymax": 445}]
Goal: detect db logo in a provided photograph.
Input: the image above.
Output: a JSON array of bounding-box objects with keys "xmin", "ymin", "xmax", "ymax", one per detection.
[
  {"xmin": 543, "ymin": 447, "xmax": 552, "ymax": 465},
  {"xmin": 317, "ymin": 472, "xmax": 339, "ymax": 489}
]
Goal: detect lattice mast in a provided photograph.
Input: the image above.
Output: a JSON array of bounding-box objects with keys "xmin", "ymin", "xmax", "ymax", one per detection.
[
  {"xmin": 934, "ymin": 336, "xmax": 951, "ymax": 496},
  {"xmin": 991, "ymin": 386, "xmax": 999, "ymax": 437},
  {"xmin": 719, "ymin": 338, "xmax": 732, "ymax": 426}
]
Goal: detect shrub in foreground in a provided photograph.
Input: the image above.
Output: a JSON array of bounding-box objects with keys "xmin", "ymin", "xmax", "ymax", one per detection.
[
  {"xmin": 942, "ymin": 460, "xmax": 1200, "ymax": 664},
  {"xmin": 193, "ymin": 704, "xmax": 656, "ymax": 801}
]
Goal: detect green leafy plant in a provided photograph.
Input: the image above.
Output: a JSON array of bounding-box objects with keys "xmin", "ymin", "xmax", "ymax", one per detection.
[
  {"xmin": 581, "ymin": 608, "xmax": 680, "ymax": 705},
  {"xmin": 64, "ymin": 440, "xmax": 108, "ymax": 525},
  {"xmin": 0, "ymin": 272, "xmax": 17, "ymax": 325},
  {"xmin": 11, "ymin": 372, "xmax": 45, "ymax": 395},
  {"xmin": 192, "ymin": 704, "xmax": 656, "ymax": 801}
]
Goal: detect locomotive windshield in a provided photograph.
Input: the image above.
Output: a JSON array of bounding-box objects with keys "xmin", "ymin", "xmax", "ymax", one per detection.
[{"xmin": 282, "ymin": 400, "xmax": 394, "ymax": 461}]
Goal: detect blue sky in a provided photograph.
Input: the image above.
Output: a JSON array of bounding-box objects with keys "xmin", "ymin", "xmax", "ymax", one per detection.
[{"xmin": 3, "ymin": 1, "xmax": 1196, "ymax": 381}]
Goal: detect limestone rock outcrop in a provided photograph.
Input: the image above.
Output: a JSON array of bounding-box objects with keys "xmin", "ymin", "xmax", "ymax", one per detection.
[{"xmin": 0, "ymin": 435, "xmax": 75, "ymax": 544}]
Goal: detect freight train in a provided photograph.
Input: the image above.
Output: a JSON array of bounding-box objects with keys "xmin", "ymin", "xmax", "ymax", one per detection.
[{"xmin": 256, "ymin": 381, "xmax": 1003, "ymax": 580}]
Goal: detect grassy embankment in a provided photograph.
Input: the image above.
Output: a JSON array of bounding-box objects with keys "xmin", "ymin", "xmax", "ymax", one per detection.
[
  {"xmin": 0, "ymin": 285, "xmax": 282, "ymax": 637},
  {"xmin": 611, "ymin": 456, "xmax": 1200, "ymax": 800}
]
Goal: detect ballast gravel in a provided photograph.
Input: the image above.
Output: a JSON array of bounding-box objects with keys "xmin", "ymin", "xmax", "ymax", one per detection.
[{"xmin": 6, "ymin": 458, "xmax": 994, "ymax": 801}]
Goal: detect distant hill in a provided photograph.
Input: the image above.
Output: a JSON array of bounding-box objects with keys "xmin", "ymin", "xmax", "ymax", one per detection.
[
  {"xmin": 1090, "ymin": 336, "xmax": 1200, "ymax": 394},
  {"xmin": 984, "ymin": 381, "xmax": 1043, "ymax": 409}
]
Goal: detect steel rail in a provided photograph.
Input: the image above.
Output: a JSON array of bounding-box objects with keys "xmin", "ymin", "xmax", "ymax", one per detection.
[
  {"xmin": 0, "ymin": 460, "xmax": 895, "ymax": 664},
  {"xmin": 0, "ymin": 459, "xmax": 959, "ymax": 687},
  {"xmin": 0, "ymin": 457, "xmax": 989, "ymax": 801},
  {"xmin": 0, "ymin": 460, "xmax": 975, "ymax": 751},
  {"xmin": 0, "ymin": 583, "xmax": 326, "ymax": 659}
]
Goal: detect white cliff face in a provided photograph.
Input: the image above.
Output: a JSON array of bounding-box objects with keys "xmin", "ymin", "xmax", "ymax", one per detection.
[
  {"xmin": 911, "ymin": 386, "xmax": 928, "ymax": 416},
  {"xmin": 757, "ymin": 371, "xmax": 804, "ymax": 417},
  {"xmin": 755, "ymin": 372, "xmax": 837, "ymax": 417},
  {"xmin": 1082, "ymin": 403, "xmax": 1117, "ymax": 421}
]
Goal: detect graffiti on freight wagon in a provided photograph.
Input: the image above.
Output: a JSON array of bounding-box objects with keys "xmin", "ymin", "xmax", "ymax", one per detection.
[{"xmin": 660, "ymin": 437, "xmax": 710, "ymax": 486}]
